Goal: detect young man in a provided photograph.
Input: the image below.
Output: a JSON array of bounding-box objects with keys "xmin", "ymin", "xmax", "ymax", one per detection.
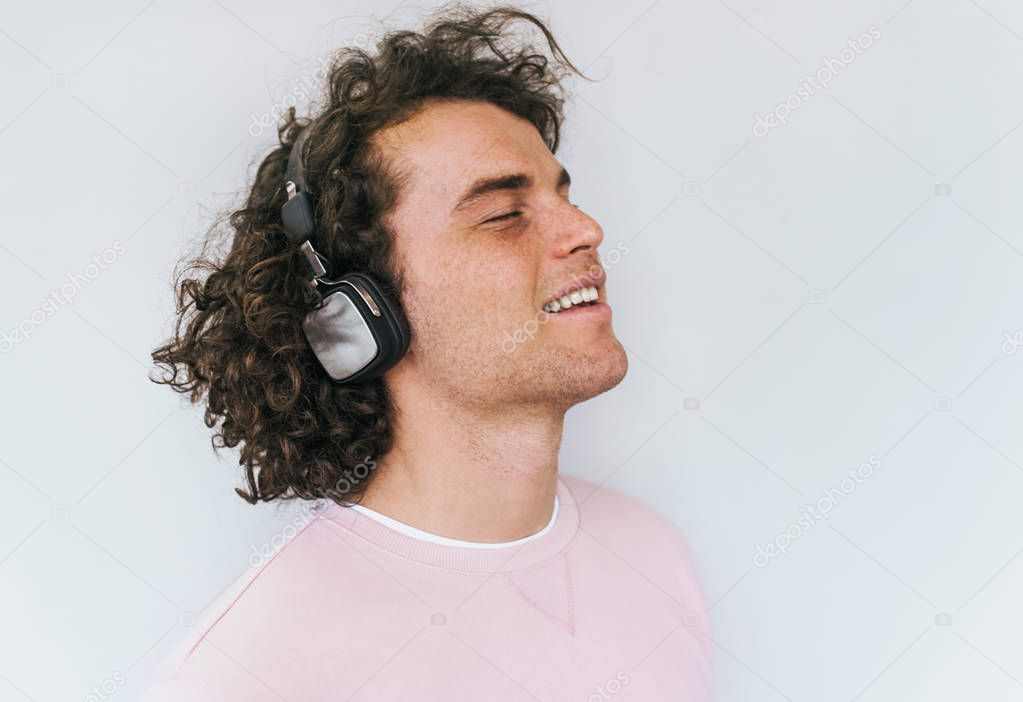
[{"xmin": 144, "ymin": 5, "xmax": 713, "ymax": 701}]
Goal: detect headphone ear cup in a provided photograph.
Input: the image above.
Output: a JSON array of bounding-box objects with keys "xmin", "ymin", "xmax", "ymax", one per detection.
[
  {"xmin": 346, "ymin": 272, "xmax": 411, "ymax": 356},
  {"xmin": 302, "ymin": 273, "xmax": 410, "ymax": 384}
]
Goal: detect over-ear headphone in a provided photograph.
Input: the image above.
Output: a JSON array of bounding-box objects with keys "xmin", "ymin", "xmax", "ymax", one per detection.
[{"xmin": 280, "ymin": 127, "xmax": 411, "ymax": 384}]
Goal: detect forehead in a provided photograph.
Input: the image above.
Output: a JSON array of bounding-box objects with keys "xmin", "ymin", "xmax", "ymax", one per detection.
[{"xmin": 372, "ymin": 99, "xmax": 556, "ymax": 209}]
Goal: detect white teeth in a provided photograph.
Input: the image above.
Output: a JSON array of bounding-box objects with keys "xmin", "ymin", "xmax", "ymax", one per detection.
[{"xmin": 543, "ymin": 286, "xmax": 599, "ymax": 313}]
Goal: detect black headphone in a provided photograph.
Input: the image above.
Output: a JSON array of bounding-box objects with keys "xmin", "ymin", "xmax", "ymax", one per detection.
[{"xmin": 280, "ymin": 127, "xmax": 411, "ymax": 384}]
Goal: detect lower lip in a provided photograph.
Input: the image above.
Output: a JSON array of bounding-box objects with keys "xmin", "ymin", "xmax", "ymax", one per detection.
[{"xmin": 545, "ymin": 302, "xmax": 612, "ymax": 321}]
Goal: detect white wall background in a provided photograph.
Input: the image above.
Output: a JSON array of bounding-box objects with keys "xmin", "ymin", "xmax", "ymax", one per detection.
[{"xmin": 2, "ymin": 0, "xmax": 1022, "ymax": 700}]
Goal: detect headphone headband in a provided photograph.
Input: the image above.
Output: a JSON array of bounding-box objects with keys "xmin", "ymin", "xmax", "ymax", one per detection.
[
  {"xmin": 281, "ymin": 127, "xmax": 326, "ymax": 277},
  {"xmin": 285, "ymin": 127, "xmax": 311, "ymax": 193}
]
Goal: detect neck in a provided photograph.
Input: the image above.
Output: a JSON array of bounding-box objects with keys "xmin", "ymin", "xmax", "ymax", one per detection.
[{"xmin": 355, "ymin": 380, "xmax": 563, "ymax": 544}]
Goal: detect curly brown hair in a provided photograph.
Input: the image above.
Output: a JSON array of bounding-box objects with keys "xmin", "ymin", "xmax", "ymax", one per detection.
[{"xmin": 151, "ymin": 4, "xmax": 587, "ymax": 505}]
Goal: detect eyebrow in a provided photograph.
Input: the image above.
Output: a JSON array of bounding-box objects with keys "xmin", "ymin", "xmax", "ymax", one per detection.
[{"xmin": 451, "ymin": 166, "xmax": 571, "ymax": 213}]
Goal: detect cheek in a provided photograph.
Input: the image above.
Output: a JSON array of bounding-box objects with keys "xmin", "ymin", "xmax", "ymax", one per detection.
[{"xmin": 404, "ymin": 251, "xmax": 534, "ymax": 344}]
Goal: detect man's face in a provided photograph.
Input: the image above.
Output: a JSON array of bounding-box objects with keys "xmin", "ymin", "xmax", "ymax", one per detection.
[{"xmin": 374, "ymin": 99, "xmax": 628, "ymax": 410}]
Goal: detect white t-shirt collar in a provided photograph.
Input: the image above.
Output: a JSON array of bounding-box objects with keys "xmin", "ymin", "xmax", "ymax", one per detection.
[{"xmin": 343, "ymin": 496, "xmax": 560, "ymax": 549}]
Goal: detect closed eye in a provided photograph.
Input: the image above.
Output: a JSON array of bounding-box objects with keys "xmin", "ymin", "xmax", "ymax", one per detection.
[
  {"xmin": 484, "ymin": 202, "xmax": 579, "ymax": 225},
  {"xmin": 485, "ymin": 211, "xmax": 521, "ymax": 224}
]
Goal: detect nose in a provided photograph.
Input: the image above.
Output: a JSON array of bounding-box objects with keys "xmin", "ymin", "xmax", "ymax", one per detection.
[{"xmin": 552, "ymin": 200, "xmax": 605, "ymax": 258}]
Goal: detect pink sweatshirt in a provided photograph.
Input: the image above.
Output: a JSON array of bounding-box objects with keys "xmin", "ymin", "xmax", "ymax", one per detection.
[{"xmin": 141, "ymin": 474, "xmax": 714, "ymax": 701}]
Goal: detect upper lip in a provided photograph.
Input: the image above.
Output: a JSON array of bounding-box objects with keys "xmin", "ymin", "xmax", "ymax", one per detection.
[{"xmin": 543, "ymin": 268, "xmax": 607, "ymax": 306}]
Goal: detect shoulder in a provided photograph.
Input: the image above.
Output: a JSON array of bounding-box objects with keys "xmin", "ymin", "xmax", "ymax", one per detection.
[
  {"xmin": 560, "ymin": 472, "xmax": 693, "ymax": 553},
  {"xmin": 142, "ymin": 502, "xmax": 367, "ymax": 699},
  {"xmin": 560, "ymin": 473, "xmax": 708, "ymax": 614}
]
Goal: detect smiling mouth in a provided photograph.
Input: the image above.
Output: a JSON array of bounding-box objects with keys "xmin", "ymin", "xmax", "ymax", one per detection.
[{"xmin": 541, "ymin": 285, "xmax": 600, "ymax": 313}]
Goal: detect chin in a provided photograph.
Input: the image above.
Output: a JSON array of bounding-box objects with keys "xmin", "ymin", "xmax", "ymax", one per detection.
[
  {"xmin": 540, "ymin": 338, "xmax": 629, "ymax": 406},
  {"xmin": 588, "ymin": 339, "xmax": 629, "ymax": 394}
]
